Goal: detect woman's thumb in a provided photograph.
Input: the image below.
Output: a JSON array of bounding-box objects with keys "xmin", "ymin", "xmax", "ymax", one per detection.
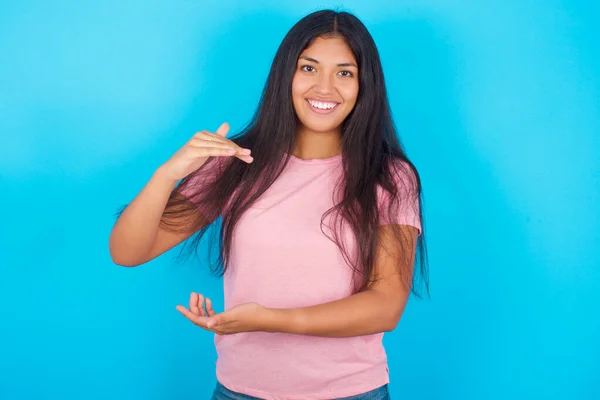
[{"xmin": 215, "ymin": 122, "xmax": 229, "ymax": 137}]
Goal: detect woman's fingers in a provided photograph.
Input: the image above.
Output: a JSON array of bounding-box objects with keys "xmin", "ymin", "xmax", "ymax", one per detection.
[
  {"xmin": 189, "ymin": 138, "xmax": 230, "ymax": 150},
  {"xmin": 197, "ymin": 294, "xmax": 207, "ymax": 317},
  {"xmin": 237, "ymin": 154, "xmax": 254, "ymax": 163},
  {"xmin": 188, "ymin": 138, "xmax": 252, "ymax": 158},
  {"xmin": 190, "ymin": 126, "xmax": 253, "ymax": 164},
  {"xmin": 189, "ymin": 146, "xmax": 237, "ymax": 157},
  {"xmin": 176, "ymin": 296, "xmax": 224, "ymax": 333},
  {"xmin": 206, "ymin": 298, "xmax": 217, "ymax": 317},
  {"xmin": 189, "ymin": 292, "xmax": 200, "ymax": 315},
  {"xmin": 192, "ymin": 130, "xmax": 252, "ymax": 157},
  {"xmin": 191, "ymin": 293, "xmax": 216, "ymax": 318},
  {"xmin": 214, "ymin": 122, "xmax": 230, "ymax": 137},
  {"xmin": 176, "ymin": 305, "xmax": 209, "ymax": 328},
  {"xmin": 194, "ymin": 129, "xmax": 226, "ymax": 141},
  {"xmin": 188, "ymin": 292, "xmax": 211, "ymax": 317},
  {"xmin": 188, "ymin": 145, "xmax": 253, "ymax": 163}
]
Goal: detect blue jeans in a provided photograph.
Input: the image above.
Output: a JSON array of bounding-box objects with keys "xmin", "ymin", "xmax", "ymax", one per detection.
[{"xmin": 211, "ymin": 381, "xmax": 391, "ymax": 400}]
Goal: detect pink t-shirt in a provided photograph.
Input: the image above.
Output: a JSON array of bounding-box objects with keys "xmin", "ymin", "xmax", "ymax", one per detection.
[{"xmin": 180, "ymin": 153, "xmax": 421, "ymax": 399}]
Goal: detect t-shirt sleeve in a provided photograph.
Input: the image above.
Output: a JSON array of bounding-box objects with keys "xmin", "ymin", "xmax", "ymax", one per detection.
[
  {"xmin": 175, "ymin": 157, "xmax": 225, "ymax": 224},
  {"xmin": 377, "ymin": 159, "xmax": 422, "ymax": 235}
]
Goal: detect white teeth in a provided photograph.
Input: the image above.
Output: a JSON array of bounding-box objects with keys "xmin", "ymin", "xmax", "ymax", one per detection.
[{"xmin": 308, "ymin": 99, "xmax": 337, "ymax": 110}]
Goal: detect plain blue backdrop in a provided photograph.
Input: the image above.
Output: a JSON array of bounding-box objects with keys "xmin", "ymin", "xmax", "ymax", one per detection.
[{"xmin": 1, "ymin": 1, "xmax": 598, "ymax": 399}]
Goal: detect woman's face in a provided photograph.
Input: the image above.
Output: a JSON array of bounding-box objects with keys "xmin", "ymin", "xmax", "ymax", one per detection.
[{"xmin": 291, "ymin": 36, "xmax": 359, "ymax": 136}]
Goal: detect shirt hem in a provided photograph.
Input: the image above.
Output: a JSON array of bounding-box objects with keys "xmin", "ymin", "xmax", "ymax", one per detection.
[{"xmin": 217, "ymin": 373, "xmax": 390, "ymax": 400}]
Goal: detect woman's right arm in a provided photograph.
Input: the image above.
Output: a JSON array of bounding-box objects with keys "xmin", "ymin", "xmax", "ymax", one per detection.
[
  {"xmin": 109, "ymin": 166, "xmax": 194, "ymax": 267},
  {"xmin": 108, "ymin": 122, "xmax": 253, "ymax": 267}
]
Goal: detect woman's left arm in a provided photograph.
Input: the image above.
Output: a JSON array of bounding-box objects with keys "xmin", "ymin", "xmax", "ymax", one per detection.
[
  {"xmin": 176, "ymin": 224, "xmax": 419, "ymax": 337},
  {"xmin": 267, "ymin": 224, "xmax": 419, "ymax": 337}
]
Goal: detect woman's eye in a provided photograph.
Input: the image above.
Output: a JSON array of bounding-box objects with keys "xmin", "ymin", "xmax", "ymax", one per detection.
[
  {"xmin": 339, "ymin": 70, "xmax": 353, "ymax": 77},
  {"xmin": 301, "ymin": 65, "xmax": 315, "ymax": 72}
]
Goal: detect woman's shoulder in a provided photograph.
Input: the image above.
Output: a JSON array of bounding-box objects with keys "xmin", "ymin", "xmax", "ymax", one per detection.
[{"xmin": 384, "ymin": 156, "xmax": 419, "ymax": 190}]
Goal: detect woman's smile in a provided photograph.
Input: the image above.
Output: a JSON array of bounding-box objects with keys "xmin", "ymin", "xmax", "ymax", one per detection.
[{"xmin": 306, "ymin": 98, "xmax": 340, "ymax": 114}]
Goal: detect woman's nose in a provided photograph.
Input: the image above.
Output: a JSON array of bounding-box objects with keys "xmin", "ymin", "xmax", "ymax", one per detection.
[{"xmin": 314, "ymin": 74, "xmax": 334, "ymax": 94}]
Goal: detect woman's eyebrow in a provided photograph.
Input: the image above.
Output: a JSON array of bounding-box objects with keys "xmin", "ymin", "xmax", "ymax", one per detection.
[{"xmin": 299, "ymin": 55, "xmax": 358, "ymax": 68}]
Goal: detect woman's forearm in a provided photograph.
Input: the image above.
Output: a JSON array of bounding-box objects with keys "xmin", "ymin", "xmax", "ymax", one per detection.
[
  {"xmin": 268, "ymin": 289, "xmax": 407, "ymax": 337},
  {"xmin": 109, "ymin": 166, "xmax": 178, "ymax": 266}
]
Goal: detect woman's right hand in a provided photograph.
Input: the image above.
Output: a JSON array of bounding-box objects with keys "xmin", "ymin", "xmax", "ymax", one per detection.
[{"xmin": 159, "ymin": 122, "xmax": 253, "ymax": 181}]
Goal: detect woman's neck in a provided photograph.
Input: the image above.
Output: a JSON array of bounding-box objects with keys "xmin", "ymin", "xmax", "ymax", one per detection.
[{"xmin": 292, "ymin": 126, "xmax": 342, "ymax": 160}]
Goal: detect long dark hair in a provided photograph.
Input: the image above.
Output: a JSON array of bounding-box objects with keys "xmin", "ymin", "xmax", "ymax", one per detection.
[{"xmin": 124, "ymin": 10, "xmax": 430, "ymax": 298}]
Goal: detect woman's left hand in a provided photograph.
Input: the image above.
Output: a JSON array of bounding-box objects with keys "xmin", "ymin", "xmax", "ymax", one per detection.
[{"xmin": 176, "ymin": 292, "xmax": 273, "ymax": 335}]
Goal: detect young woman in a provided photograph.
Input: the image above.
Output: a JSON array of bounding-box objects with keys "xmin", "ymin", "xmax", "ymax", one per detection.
[{"xmin": 109, "ymin": 9, "xmax": 429, "ymax": 400}]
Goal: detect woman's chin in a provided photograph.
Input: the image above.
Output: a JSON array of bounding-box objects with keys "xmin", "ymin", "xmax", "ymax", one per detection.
[{"xmin": 297, "ymin": 120, "xmax": 343, "ymax": 134}]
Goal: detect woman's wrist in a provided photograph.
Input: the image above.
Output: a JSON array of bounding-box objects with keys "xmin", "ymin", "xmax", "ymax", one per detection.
[
  {"xmin": 263, "ymin": 307, "xmax": 303, "ymax": 334},
  {"xmin": 153, "ymin": 164, "xmax": 180, "ymax": 187}
]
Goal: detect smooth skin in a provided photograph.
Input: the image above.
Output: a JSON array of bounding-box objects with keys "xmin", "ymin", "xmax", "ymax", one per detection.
[{"xmin": 291, "ymin": 36, "xmax": 359, "ymax": 159}]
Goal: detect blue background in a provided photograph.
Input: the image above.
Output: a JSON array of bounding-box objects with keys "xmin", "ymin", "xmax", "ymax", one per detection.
[{"xmin": 1, "ymin": 1, "xmax": 598, "ymax": 399}]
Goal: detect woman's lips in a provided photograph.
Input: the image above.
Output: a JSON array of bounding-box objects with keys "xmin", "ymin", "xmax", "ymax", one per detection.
[{"xmin": 306, "ymin": 99, "xmax": 339, "ymax": 114}]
